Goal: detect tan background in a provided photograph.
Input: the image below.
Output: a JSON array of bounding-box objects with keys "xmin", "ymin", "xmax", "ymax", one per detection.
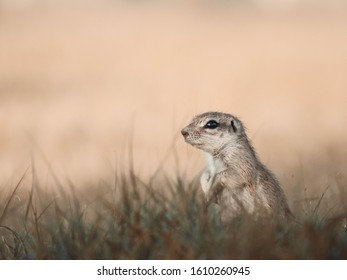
[{"xmin": 1, "ymin": 1, "xmax": 347, "ymax": 206}]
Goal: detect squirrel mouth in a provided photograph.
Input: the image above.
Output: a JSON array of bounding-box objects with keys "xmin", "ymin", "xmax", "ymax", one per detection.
[{"xmin": 186, "ymin": 140, "xmax": 202, "ymax": 148}]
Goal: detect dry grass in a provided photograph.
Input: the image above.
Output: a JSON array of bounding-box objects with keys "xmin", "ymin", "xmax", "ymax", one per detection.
[{"xmin": 0, "ymin": 159, "xmax": 346, "ymax": 260}]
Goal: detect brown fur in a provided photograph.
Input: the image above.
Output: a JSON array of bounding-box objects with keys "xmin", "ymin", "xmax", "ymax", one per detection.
[{"xmin": 181, "ymin": 112, "xmax": 293, "ymax": 224}]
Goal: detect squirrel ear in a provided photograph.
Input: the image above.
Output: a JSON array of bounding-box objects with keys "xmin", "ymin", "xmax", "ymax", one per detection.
[{"xmin": 230, "ymin": 119, "xmax": 237, "ymax": 132}]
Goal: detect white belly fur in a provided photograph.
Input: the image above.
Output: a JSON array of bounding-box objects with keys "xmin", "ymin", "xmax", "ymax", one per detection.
[{"xmin": 200, "ymin": 153, "xmax": 226, "ymax": 194}]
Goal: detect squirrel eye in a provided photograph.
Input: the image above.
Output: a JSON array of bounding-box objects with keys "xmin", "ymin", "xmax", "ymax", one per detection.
[{"xmin": 203, "ymin": 120, "xmax": 219, "ymax": 129}]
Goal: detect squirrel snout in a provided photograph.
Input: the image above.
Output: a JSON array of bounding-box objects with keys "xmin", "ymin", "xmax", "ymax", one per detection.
[{"xmin": 181, "ymin": 128, "xmax": 189, "ymax": 137}]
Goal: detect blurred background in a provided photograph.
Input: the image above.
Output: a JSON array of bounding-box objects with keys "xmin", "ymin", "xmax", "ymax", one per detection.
[{"xmin": 1, "ymin": 0, "xmax": 346, "ymax": 204}]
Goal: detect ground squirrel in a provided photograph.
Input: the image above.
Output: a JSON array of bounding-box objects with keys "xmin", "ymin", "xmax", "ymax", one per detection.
[{"xmin": 181, "ymin": 112, "xmax": 293, "ymax": 224}]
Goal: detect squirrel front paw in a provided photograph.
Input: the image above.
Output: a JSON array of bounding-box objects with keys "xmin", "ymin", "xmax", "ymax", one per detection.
[{"xmin": 200, "ymin": 171, "xmax": 212, "ymax": 194}]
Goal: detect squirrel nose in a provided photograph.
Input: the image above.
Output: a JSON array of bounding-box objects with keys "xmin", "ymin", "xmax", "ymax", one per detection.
[{"xmin": 181, "ymin": 128, "xmax": 189, "ymax": 137}]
